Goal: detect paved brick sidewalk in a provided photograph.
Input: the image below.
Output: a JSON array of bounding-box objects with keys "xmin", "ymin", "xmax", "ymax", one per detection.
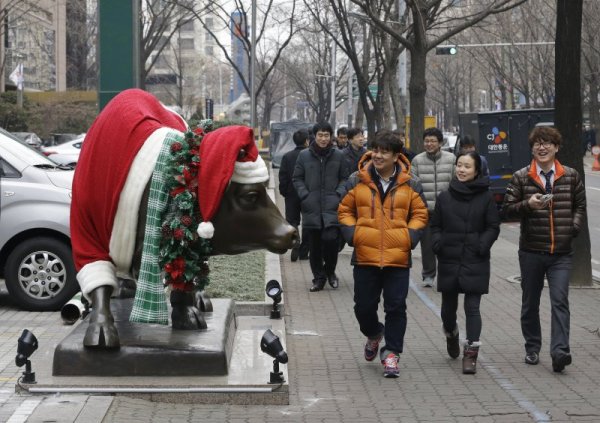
[
  {"xmin": 101, "ymin": 187, "xmax": 600, "ymax": 423},
  {"xmin": 2, "ymin": 167, "xmax": 600, "ymax": 422}
]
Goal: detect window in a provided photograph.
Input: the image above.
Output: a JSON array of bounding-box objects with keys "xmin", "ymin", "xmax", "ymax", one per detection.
[
  {"xmin": 181, "ymin": 20, "xmax": 194, "ymax": 32},
  {"xmin": 1, "ymin": 159, "xmax": 21, "ymax": 178},
  {"xmin": 179, "ymin": 38, "xmax": 194, "ymax": 49},
  {"xmin": 205, "ymin": 45, "xmax": 213, "ymax": 55}
]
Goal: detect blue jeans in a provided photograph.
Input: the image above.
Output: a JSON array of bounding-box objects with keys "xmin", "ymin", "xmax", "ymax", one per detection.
[
  {"xmin": 353, "ymin": 266, "xmax": 410, "ymax": 355},
  {"xmin": 519, "ymin": 250, "xmax": 572, "ymax": 359}
]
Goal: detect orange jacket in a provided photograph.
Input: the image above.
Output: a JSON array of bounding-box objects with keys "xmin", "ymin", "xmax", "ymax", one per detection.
[{"xmin": 338, "ymin": 152, "xmax": 429, "ymax": 268}]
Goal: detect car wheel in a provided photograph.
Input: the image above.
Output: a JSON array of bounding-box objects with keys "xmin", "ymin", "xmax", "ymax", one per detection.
[{"xmin": 4, "ymin": 237, "xmax": 78, "ymax": 311}]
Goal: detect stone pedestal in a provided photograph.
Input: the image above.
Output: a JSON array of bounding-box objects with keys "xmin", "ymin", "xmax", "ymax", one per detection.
[{"xmin": 52, "ymin": 298, "xmax": 236, "ymax": 377}]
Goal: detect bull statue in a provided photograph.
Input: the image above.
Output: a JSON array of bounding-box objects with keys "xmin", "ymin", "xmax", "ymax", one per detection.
[{"xmin": 70, "ymin": 89, "xmax": 297, "ymax": 349}]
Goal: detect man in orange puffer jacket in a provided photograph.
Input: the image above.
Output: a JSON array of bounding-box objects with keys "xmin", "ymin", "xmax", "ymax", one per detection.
[{"xmin": 338, "ymin": 129, "xmax": 428, "ymax": 378}]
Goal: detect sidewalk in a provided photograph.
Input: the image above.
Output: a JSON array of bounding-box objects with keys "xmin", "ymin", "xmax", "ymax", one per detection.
[{"xmin": 100, "ymin": 187, "xmax": 600, "ymax": 422}]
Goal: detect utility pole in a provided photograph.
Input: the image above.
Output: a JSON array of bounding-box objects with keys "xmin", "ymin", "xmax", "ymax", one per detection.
[
  {"xmin": 250, "ymin": 0, "xmax": 257, "ymax": 137},
  {"xmin": 347, "ymin": 71, "xmax": 353, "ymax": 127}
]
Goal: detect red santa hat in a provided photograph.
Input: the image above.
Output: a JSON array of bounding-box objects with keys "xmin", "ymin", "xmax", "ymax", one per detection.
[{"xmin": 196, "ymin": 125, "xmax": 269, "ymax": 238}]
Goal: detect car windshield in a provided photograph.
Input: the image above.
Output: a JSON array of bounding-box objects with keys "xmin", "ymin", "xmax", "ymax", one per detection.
[{"xmin": 0, "ymin": 128, "xmax": 58, "ymax": 166}]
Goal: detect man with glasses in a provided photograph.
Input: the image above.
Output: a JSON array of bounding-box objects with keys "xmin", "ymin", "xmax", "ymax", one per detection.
[
  {"xmin": 293, "ymin": 122, "xmax": 349, "ymax": 292},
  {"xmin": 502, "ymin": 126, "xmax": 586, "ymax": 373},
  {"xmin": 410, "ymin": 127, "xmax": 455, "ymax": 288}
]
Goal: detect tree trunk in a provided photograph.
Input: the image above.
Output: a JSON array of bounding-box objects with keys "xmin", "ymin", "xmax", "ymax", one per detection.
[
  {"xmin": 555, "ymin": 0, "xmax": 591, "ymax": 286},
  {"xmin": 408, "ymin": 49, "xmax": 427, "ymax": 153}
]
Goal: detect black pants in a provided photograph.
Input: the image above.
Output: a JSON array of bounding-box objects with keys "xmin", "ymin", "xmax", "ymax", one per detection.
[
  {"xmin": 307, "ymin": 227, "xmax": 339, "ymax": 281},
  {"xmin": 284, "ymin": 196, "xmax": 309, "ymax": 257},
  {"xmin": 441, "ymin": 291, "xmax": 482, "ymax": 343},
  {"xmin": 354, "ymin": 266, "xmax": 410, "ymax": 355}
]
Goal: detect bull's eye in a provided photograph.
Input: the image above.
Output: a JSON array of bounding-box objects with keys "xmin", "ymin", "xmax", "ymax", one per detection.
[{"xmin": 242, "ymin": 191, "xmax": 259, "ymax": 206}]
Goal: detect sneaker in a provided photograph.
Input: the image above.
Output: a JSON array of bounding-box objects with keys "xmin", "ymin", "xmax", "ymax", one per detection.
[
  {"xmin": 364, "ymin": 333, "xmax": 383, "ymax": 361},
  {"xmin": 525, "ymin": 351, "xmax": 539, "ymax": 365},
  {"xmin": 382, "ymin": 352, "xmax": 400, "ymax": 378},
  {"xmin": 552, "ymin": 353, "xmax": 572, "ymax": 373},
  {"xmin": 423, "ymin": 277, "xmax": 434, "ymax": 288}
]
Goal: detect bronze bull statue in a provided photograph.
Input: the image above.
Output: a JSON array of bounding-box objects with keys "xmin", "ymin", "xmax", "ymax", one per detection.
[{"xmin": 70, "ymin": 89, "xmax": 297, "ymax": 349}]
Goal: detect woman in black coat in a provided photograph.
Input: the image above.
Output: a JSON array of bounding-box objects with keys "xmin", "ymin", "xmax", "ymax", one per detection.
[{"xmin": 431, "ymin": 151, "xmax": 500, "ymax": 374}]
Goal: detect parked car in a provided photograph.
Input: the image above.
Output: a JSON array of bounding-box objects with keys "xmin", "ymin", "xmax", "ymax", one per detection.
[
  {"xmin": 0, "ymin": 128, "xmax": 78, "ymax": 310},
  {"xmin": 11, "ymin": 132, "xmax": 43, "ymax": 150},
  {"xmin": 442, "ymin": 132, "xmax": 458, "ymax": 152},
  {"xmin": 41, "ymin": 135, "xmax": 85, "ymax": 167}
]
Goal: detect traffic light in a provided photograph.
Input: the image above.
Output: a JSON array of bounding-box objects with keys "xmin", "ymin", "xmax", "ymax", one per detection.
[
  {"xmin": 205, "ymin": 98, "xmax": 214, "ymax": 120},
  {"xmin": 436, "ymin": 46, "xmax": 458, "ymax": 55}
]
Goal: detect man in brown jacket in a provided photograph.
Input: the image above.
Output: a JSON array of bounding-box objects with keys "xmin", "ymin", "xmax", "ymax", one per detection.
[{"xmin": 502, "ymin": 126, "xmax": 586, "ymax": 373}]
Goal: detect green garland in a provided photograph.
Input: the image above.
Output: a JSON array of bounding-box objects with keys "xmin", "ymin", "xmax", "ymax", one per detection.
[{"xmin": 159, "ymin": 126, "xmax": 213, "ymax": 291}]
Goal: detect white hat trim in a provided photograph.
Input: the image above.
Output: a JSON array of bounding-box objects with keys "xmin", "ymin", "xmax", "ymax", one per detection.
[{"xmin": 230, "ymin": 155, "xmax": 269, "ymax": 184}]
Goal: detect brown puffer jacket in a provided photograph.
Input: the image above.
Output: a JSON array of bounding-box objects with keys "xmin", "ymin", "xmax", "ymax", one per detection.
[
  {"xmin": 338, "ymin": 152, "xmax": 429, "ymax": 268},
  {"xmin": 501, "ymin": 160, "xmax": 586, "ymax": 254}
]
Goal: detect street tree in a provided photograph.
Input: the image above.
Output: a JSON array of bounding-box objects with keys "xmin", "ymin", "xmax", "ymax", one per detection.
[
  {"xmin": 554, "ymin": 0, "xmax": 591, "ymax": 286},
  {"xmin": 351, "ymin": 0, "xmax": 528, "ymax": 152},
  {"xmin": 66, "ymin": 0, "xmax": 98, "ymax": 90},
  {"xmin": 140, "ymin": 0, "xmax": 201, "ymax": 89},
  {"xmin": 185, "ymin": 0, "xmax": 298, "ymax": 129},
  {"xmin": 581, "ymin": 0, "xmax": 600, "ymax": 128}
]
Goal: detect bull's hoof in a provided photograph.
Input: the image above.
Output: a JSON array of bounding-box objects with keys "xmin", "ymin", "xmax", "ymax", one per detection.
[
  {"xmin": 194, "ymin": 290, "xmax": 213, "ymax": 312},
  {"xmin": 171, "ymin": 305, "xmax": 207, "ymax": 330},
  {"xmin": 83, "ymin": 321, "xmax": 120, "ymax": 349},
  {"xmin": 83, "ymin": 285, "xmax": 120, "ymax": 349},
  {"xmin": 170, "ymin": 290, "xmax": 207, "ymax": 330}
]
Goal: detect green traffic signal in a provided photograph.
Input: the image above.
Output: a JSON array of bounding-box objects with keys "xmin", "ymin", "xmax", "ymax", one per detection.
[{"xmin": 436, "ymin": 46, "xmax": 458, "ymax": 55}]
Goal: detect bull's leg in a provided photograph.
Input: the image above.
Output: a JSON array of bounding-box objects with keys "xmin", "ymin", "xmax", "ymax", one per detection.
[
  {"xmin": 170, "ymin": 290, "xmax": 207, "ymax": 330},
  {"xmin": 83, "ymin": 286, "xmax": 120, "ymax": 348},
  {"xmin": 194, "ymin": 290, "xmax": 213, "ymax": 312}
]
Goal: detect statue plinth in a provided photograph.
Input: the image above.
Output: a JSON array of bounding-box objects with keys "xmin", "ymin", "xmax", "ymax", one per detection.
[{"xmin": 53, "ymin": 298, "xmax": 235, "ymax": 376}]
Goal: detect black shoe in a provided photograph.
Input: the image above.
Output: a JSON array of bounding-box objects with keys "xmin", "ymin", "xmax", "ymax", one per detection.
[
  {"xmin": 290, "ymin": 247, "xmax": 299, "ymax": 262},
  {"xmin": 446, "ymin": 333, "xmax": 460, "ymax": 359},
  {"xmin": 525, "ymin": 351, "xmax": 539, "ymax": 365},
  {"xmin": 309, "ymin": 280, "xmax": 325, "ymax": 292},
  {"xmin": 552, "ymin": 353, "xmax": 572, "ymax": 373},
  {"xmin": 327, "ymin": 273, "xmax": 339, "ymax": 289}
]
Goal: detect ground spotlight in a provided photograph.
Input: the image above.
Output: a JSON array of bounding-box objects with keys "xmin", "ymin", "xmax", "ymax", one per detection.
[
  {"xmin": 265, "ymin": 279, "xmax": 282, "ymax": 319},
  {"xmin": 260, "ymin": 329, "xmax": 288, "ymax": 384},
  {"xmin": 15, "ymin": 329, "xmax": 38, "ymax": 384}
]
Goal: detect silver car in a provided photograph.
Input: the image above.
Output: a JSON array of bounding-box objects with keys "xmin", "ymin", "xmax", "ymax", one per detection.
[{"xmin": 0, "ymin": 128, "xmax": 78, "ymax": 310}]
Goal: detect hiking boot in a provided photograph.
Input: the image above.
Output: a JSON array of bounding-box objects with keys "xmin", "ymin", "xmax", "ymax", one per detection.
[
  {"xmin": 382, "ymin": 352, "xmax": 400, "ymax": 378},
  {"xmin": 444, "ymin": 325, "xmax": 460, "ymax": 359},
  {"xmin": 525, "ymin": 351, "xmax": 539, "ymax": 365},
  {"xmin": 552, "ymin": 353, "xmax": 572, "ymax": 373},
  {"xmin": 364, "ymin": 333, "xmax": 383, "ymax": 361},
  {"xmin": 462, "ymin": 341, "xmax": 480, "ymax": 374}
]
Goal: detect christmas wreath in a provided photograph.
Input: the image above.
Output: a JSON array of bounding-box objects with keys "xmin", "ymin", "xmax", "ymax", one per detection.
[{"xmin": 159, "ymin": 124, "xmax": 213, "ymax": 291}]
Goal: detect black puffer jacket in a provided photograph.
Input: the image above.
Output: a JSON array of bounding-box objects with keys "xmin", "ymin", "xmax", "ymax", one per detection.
[
  {"xmin": 431, "ymin": 177, "xmax": 500, "ymax": 294},
  {"xmin": 342, "ymin": 145, "xmax": 367, "ymax": 173},
  {"xmin": 501, "ymin": 160, "xmax": 586, "ymax": 254},
  {"xmin": 292, "ymin": 144, "xmax": 349, "ymax": 229}
]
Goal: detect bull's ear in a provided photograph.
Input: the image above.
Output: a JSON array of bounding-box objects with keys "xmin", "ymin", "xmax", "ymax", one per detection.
[{"xmin": 237, "ymin": 149, "xmax": 247, "ymax": 161}]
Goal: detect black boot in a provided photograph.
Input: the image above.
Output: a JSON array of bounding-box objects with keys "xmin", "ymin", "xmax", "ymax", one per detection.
[
  {"xmin": 444, "ymin": 325, "xmax": 460, "ymax": 359},
  {"xmin": 462, "ymin": 341, "xmax": 481, "ymax": 374}
]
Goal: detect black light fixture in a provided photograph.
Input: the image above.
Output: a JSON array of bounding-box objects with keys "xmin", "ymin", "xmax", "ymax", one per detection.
[
  {"xmin": 265, "ymin": 279, "xmax": 282, "ymax": 319},
  {"xmin": 15, "ymin": 329, "xmax": 38, "ymax": 384},
  {"xmin": 260, "ymin": 329, "xmax": 288, "ymax": 384}
]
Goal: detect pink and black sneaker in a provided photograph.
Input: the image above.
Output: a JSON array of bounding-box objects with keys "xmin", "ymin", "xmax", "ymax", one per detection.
[
  {"xmin": 382, "ymin": 352, "xmax": 400, "ymax": 378},
  {"xmin": 364, "ymin": 334, "xmax": 383, "ymax": 361}
]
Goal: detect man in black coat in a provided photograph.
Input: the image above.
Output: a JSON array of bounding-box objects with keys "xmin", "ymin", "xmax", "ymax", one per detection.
[
  {"xmin": 342, "ymin": 127, "xmax": 367, "ymax": 173},
  {"xmin": 278, "ymin": 129, "xmax": 310, "ymax": 261},
  {"xmin": 293, "ymin": 121, "xmax": 350, "ymax": 291}
]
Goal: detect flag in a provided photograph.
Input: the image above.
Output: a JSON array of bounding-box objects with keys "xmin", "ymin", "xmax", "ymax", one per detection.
[{"xmin": 9, "ymin": 63, "xmax": 24, "ymax": 90}]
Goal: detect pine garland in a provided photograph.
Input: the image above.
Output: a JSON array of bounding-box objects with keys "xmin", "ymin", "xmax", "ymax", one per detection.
[{"xmin": 159, "ymin": 125, "xmax": 213, "ymax": 291}]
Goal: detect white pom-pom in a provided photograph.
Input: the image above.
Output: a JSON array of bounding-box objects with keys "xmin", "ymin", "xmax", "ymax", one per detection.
[{"xmin": 197, "ymin": 221, "xmax": 215, "ymax": 239}]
